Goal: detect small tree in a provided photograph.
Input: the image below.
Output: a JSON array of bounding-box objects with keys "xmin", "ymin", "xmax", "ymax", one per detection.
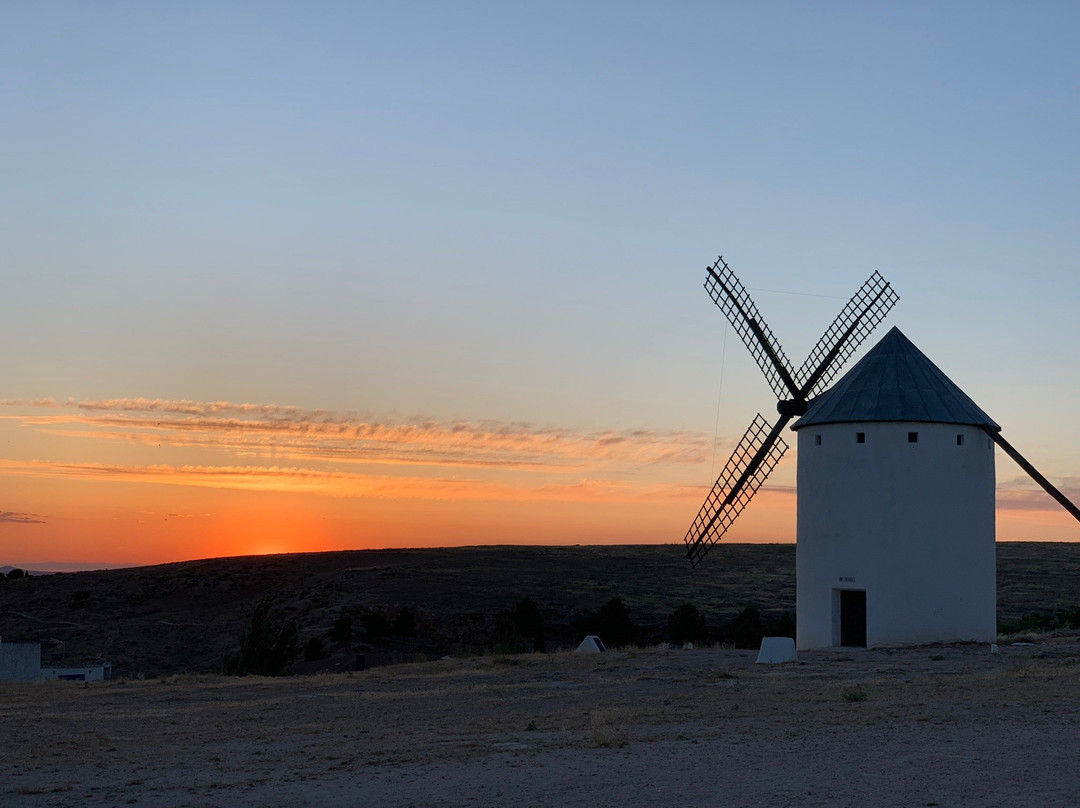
[
  {"xmin": 360, "ymin": 611, "xmax": 390, "ymax": 638},
  {"xmin": 225, "ymin": 598, "xmax": 299, "ymax": 676},
  {"xmin": 330, "ymin": 615, "xmax": 353, "ymax": 643},
  {"xmin": 730, "ymin": 604, "xmax": 764, "ymax": 649},
  {"xmin": 392, "ymin": 606, "xmax": 417, "ymax": 637},
  {"xmin": 577, "ymin": 598, "xmax": 637, "ymax": 648},
  {"xmin": 512, "ymin": 597, "xmax": 545, "ymax": 652},
  {"xmin": 668, "ymin": 603, "xmax": 707, "ymax": 644},
  {"xmin": 304, "ymin": 636, "xmax": 328, "ymax": 662}
]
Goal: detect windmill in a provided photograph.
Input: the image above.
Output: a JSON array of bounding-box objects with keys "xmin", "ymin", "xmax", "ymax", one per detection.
[
  {"xmin": 684, "ymin": 255, "xmax": 1080, "ymax": 648},
  {"xmin": 684, "ymin": 256, "xmax": 899, "ymax": 567}
]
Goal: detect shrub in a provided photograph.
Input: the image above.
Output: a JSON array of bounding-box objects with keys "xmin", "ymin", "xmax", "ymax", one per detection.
[
  {"xmin": 360, "ymin": 611, "xmax": 390, "ymax": 638},
  {"xmin": 304, "ymin": 637, "xmax": 328, "ymax": 662},
  {"xmin": 329, "ymin": 616, "xmax": 353, "ymax": 643},
  {"xmin": 576, "ymin": 598, "xmax": 637, "ymax": 648},
  {"xmin": 730, "ymin": 605, "xmax": 763, "ymax": 649},
  {"xmin": 392, "ymin": 606, "xmax": 417, "ymax": 637},
  {"xmin": 512, "ymin": 597, "xmax": 545, "ymax": 652},
  {"xmin": 668, "ymin": 603, "xmax": 707, "ymax": 644},
  {"xmin": 491, "ymin": 613, "xmax": 527, "ymax": 654},
  {"xmin": 224, "ymin": 598, "xmax": 299, "ymax": 676},
  {"xmin": 842, "ymin": 685, "xmax": 868, "ymax": 703},
  {"xmin": 6, "ymin": 568, "xmax": 25, "ymax": 580},
  {"xmin": 765, "ymin": 612, "xmax": 796, "ymax": 639}
]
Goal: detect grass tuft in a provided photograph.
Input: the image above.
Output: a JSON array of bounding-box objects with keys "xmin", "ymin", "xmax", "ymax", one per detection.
[
  {"xmin": 588, "ymin": 707, "xmax": 629, "ymax": 748},
  {"xmin": 841, "ymin": 685, "xmax": 868, "ymax": 703}
]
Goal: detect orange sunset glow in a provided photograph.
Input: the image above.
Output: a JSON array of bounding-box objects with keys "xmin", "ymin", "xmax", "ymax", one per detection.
[{"xmin": 0, "ymin": 395, "xmax": 1073, "ymax": 568}]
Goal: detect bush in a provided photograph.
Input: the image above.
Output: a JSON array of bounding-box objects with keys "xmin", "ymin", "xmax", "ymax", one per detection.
[
  {"xmin": 330, "ymin": 616, "xmax": 353, "ymax": 643},
  {"xmin": 765, "ymin": 612, "xmax": 796, "ymax": 639},
  {"xmin": 392, "ymin": 607, "xmax": 417, "ymax": 637},
  {"xmin": 668, "ymin": 603, "xmax": 707, "ymax": 644},
  {"xmin": 224, "ymin": 598, "xmax": 299, "ymax": 676},
  {"xmin": 6, "ymin": 568, "xmax": 25, "ymax": 580},
  {"xmin": 512, "ymin": 597, "xmax": 545, "ymax": 652},
  {"xmin": 576, "ymin": 598, "xmax": 637, "ymax": 648},
  {"xmin": 360, "ymin": 611, "xmax": 390, "ymax": 638},
  {"xmin": 304, "ymin": 636, "xmax": 328, "ymax": 662},
  {"xmin": 730, "ymin": 604, "xmax": 763, "ymax": 649}
]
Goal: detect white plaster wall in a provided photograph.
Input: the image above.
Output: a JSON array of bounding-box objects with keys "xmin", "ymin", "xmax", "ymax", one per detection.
[
  {"xmin": 796, "ymin": 422, "xmax": 996, "ymax": 649},
  {"xmin": 0, "ymin": 642, "xmax": 42, "ymax": 682}
]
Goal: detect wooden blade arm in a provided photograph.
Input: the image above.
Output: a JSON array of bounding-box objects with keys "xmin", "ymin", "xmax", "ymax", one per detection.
[{"xmin": 983, "ymin": 426, "xmax": 1080, "ymax": 524}]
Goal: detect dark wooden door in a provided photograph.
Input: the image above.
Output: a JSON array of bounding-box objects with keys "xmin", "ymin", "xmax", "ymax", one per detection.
[{"xmin": 840, "ymin": 590, "xmax": 867, "ymax": 647}]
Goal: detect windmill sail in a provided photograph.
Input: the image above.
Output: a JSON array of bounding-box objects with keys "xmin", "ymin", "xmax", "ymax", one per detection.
[
  {"xmin": 685, "ymin": 413, "xmax": 789, "ymax": 567},
  {"xmin": 704, "ymin": 257, "xmax": 799, "ymax": 400},
  {"xmin": 686, "ymin": 257, "xmax": 898, "ymax": 568},
  {"xmin": 796, "ymin": 271, "xmax": 899, "ymax": 399}
]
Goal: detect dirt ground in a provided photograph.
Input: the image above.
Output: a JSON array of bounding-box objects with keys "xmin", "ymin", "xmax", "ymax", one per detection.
[{"xmin": 3, "ymin": 636, "xmax": 1080, "ymax": 808}]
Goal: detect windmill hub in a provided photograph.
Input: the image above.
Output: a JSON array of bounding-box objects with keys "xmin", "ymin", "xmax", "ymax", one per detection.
[{"xmin": 777, "ymin": 399, "xmax": 807, "ymax": 417}]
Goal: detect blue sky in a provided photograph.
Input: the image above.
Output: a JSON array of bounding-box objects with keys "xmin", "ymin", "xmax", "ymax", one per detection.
[{"xmin": 2, "ymin": 2, "xmax": 1079, "ymax": 562}]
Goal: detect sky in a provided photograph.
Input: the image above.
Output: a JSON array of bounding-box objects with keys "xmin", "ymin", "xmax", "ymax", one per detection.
[{"xmin": 2, "ymin": 2, "xmax": 1080, "ymax": 567}]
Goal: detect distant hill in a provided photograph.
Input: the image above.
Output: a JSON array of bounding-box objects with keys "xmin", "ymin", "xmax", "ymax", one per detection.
[{"xmin": 0, "ymin": 543, "xmax": 1077, "ymax": 677}]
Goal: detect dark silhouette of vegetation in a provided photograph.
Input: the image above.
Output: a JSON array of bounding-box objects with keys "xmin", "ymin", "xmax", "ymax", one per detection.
[
  {"xmin": 360, "ymin": 611, "xmax": 390, "ymax": 638},
  {"xmin": 999, "ymin": 608, "xmax": 1080, "ymax": 635},
  {"xmin": 304, "ymin": 636, "xmax": 328, "ymax": 661},
  {"xmin": 767, "ymin": 612, "xmax": 796, "ymax": 639},
  {"xmin": 330, "ymin": 615, "xmax": 353, "ymax": 643},
  {"xmin": 512, "ymin": 597, "xmax": 545, "ymax": 652},
  {"xmin": 392, "ymin": 606, "xmax": 417, "ymax": 637},
  {"xmin": 224, "ymin": 598, "xmax": 299, "ymax": 676},
  {"xmin": 730, "ymin": 604, "xmax": 763, "ymax": 649},
  {"xmin": 726, "ymin": 605, "xmax": 795, "ymax": 648},
  {"xmin": 4, "ymin": 568, "xmax": 25, "ymax": 580},
  {"xmin": 576, "ymin": 598, "xmax": 637, "ymax": 648},
  {"xmin": 491, "ymin": 613, "xmax": 527, "ymax": 654},
  {"xmin": 668, "ymin": 603, "xmax": 707, "ymax": 644}
]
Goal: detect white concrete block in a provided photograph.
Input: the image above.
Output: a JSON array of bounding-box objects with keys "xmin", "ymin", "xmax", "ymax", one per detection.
[
  {"xmin": 576, "ymin": 635, "xmax": 606, "ymax": 653},
  {"xmin": 755, "ymin": 636, "xmax": 797, "ymax": 664}
]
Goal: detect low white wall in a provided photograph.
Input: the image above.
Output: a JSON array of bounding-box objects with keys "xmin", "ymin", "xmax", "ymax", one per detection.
[{"xmin": 40, "ymin": 665, "xmax": 111, "ymax": 682}]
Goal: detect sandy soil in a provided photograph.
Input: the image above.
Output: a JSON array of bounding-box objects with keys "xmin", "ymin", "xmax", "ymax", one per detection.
[{"xmin": 3, "ymin": 636, "xmax": 1079, "ymax": 807}]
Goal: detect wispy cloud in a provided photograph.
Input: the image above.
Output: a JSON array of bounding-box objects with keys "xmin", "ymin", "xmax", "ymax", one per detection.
[
  {"xmin": 0, "ymin": 510, "xmax": 46, "ymax": 524},
  {"xmin": 0, "ymin": 458, "xmax": 707, "ymax": 503},
  {"xmin": 993, "ymin": 473, "xmax": 1080, "ymax": 514},
  {"xmin": 0, "ymin": 397, "xmax": 714, "ymax": 471}
]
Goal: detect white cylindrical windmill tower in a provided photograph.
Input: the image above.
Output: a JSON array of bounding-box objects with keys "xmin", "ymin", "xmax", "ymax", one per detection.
[{"xmin": 792, "ymin": 327, "xmax": 998, "ymax": 649}]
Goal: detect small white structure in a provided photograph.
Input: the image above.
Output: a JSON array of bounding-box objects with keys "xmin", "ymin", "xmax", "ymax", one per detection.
[
  {"xmin": 0, "ymin": 636, "xmax": 111, "ymax": 682},
  {"xmin": 793, "ymin": 328, "xmax": 997, "ymax": 649},
  {"xmin": 755, "ymin": 636, "xmax": 797, "ymax": 664},
  {"xmin": 0, "ymin": 637, "xmax": 42, "ymax": 682},
  {"xmin": 576, "ymin": 635, "xmax": 606, "ymax": 653},
  {"xmin": 40, "ymin": 663, "xmax": 112, "ymax": 682}
]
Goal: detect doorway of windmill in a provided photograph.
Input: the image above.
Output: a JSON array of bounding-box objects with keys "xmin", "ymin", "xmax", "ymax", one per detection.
[{"xmin": 839, "ymin": 590, "xmax": 867, "ymax": 647}]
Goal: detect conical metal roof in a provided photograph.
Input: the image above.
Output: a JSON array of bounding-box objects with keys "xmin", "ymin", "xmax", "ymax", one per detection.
[{"xmin": 792, "ymin": 326, "xmax": 999, "ymax": 431}]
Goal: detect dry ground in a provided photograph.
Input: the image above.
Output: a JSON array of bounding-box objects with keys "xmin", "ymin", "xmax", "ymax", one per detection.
[{"xmin": 4, "ymin": 636, "xmax": 1080, "ymax": 807}]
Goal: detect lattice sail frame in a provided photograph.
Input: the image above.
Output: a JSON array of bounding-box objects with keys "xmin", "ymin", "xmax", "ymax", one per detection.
[
  {"xmin": 688, "ymin": 258, "xmax": 899, "ymax": 568},
  {"xmin": 684, "ymin": 414, "xmax": 788, "ymax": 568},
  {"xmin": 704, "ymin": 257, "xmax": 798, "ymax": 400},
  {"xmin": 796, "ymin": 270, "xmax": 899, "ymax": 398}
]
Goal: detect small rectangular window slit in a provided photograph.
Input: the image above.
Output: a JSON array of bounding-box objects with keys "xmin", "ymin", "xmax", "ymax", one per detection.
[
  {"xmin": 815, "ymin": 434, "xmax": 822, "ymax": 446},
  {"xmin": 956, "ymin": 434, "xmax": 964, "ymax": 446},
  {"xmin": 908, "ymin": 432, "xmax": 919, "ymax": 444},
  {"xmin": 856, "ymin": 432, "xmax": 865, "ymax": 444}
]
